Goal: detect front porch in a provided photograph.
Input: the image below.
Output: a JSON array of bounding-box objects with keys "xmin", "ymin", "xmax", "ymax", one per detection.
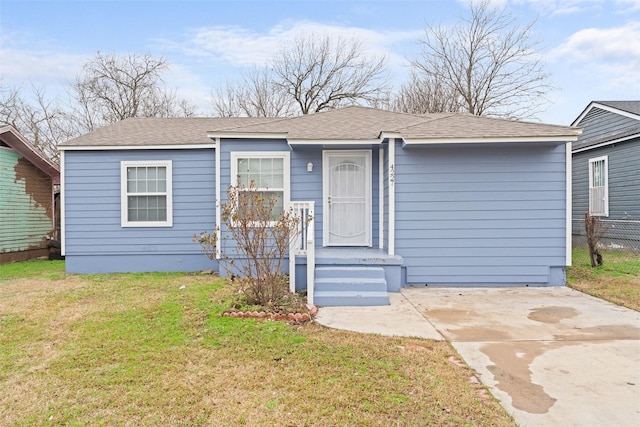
[
  {"xmin": 293, "ymin": 247, "xmax": 404, "ymax": 307},
  {"xmin": 288, "ymin": 201, "xmax": 403, "ymax": 307}
]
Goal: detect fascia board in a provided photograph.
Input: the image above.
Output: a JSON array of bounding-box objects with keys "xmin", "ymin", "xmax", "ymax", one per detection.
[
  {"xmin": 572, "ymin": 102, "xmax": 640, "ymax": 126},
  {"xmin": 402, "ymin": 136, "xmax": 580, "ymax": 145},
  {"xmin": 58, "ymin": 144, "xmax": 217, "ymax": 151},
  {"xmin": 572, "ymin": 133, "xmax": 640, "ymax": 153},
  {"xmin": 287, "ymin": 139, "xmax": 382, "ymax": 146}
]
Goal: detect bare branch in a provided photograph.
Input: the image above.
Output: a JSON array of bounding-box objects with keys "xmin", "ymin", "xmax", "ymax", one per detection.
[
  {"xmin": 212, "ymin": 67, "xmax": 294, "ymax": 117},
  {"xmin": 214, "ymin": 35, "xmax": 390, "ymax": 117},
  {"xmin": 406, "ymin": 0, "xmax": 553, "ymax": 119},
  {"xmin": 69, "ymin": 52, "xmax": 197, "ymax": 132}
]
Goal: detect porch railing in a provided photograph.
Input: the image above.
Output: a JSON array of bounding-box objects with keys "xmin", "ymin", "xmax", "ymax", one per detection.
[{"xmin": 289, "ymin": 201, "xmax": 315, "ymax": 305}]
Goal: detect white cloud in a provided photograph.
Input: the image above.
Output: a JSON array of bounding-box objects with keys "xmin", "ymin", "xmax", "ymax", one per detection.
[
  {"xmin": 161, "ymin": 20, "xmax": 423, "ymax": 72},
  {"xmin": 549, "ymin": 21, "xmax": 640, "ymax": 89},
  {"xmin": 0, "ymin": 47, "xmax": 86, "ymax": 87},
  {"xmin": 515, "ymin": 0, "xmax": 640, "ymax": 14},
  {"xmin": 615, "ymin": 0, "xmax": 640, "ymax": 10}
]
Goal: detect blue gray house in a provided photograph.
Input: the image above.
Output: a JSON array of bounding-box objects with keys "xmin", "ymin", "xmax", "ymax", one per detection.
[
  {"xmin": 571, "ymin": 101, "xmax": 640, "ymax": 250},
  {"xmin": 59, "ymin": 107, "xmax": 581, "ymax": 305}
]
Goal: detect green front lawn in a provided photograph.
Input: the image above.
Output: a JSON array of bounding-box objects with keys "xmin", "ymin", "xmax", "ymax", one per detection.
[
  {"xmin": 1, "ymin": 260, "xmax": 514, "ymax": 426},
  {"xmin": 567, "ymin": 248, "xmax": 640, "ymax": 311}
]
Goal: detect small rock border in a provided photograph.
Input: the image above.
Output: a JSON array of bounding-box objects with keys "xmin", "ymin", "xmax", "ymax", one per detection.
[{"xmin": 222, "ymin": 304, "xmax": 318, "ymax": 323}]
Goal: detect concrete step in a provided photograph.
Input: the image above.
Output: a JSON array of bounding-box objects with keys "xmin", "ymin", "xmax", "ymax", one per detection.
[
  {"xmin": 313, "ymin": 265, "xmax": 389, "ymax": 306},
  {"xmin": 315, "ymin": 266, "xmax": 386, "ymax": 280},
  {"xmin": 314, "ymin": 277, "xmax": 387, "ymax": 292},
  {"xmin": 314, "ymin": 291, "xmax": 390, "ymax": 306}
]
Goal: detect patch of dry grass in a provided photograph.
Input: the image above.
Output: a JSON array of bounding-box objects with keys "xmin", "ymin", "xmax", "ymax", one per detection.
[
  {"xmin": 1, "ymin": 261, "xmax": 516, "ymax": 426},
  {"xmin": 568, "ymin": 249, "xmax": 640, "ymax": 311}
]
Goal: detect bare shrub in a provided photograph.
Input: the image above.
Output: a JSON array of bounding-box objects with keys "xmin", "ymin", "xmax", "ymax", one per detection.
[
  {"xmin": 584, "ymin": 212, "xmax": 609, "ymax": 267},
  {"xmin": 194, "ymin": 184, "xmax": 310, "ymax": 307}
]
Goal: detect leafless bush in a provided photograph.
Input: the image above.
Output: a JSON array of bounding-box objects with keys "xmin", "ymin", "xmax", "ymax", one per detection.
[
  {"xmin": 584, "ymin": 212, "xmax": 609, "ymax": 267},
  {"xmin": 194, "ymin": 183, "xmax": 311, "ymax": 306}
]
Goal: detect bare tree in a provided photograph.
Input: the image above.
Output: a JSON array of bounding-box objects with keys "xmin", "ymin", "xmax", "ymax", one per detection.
[
  {"xmin": 392, "ymin": 70, "xmax": 463, "ymax": 114},
  {"xmin": 409, "ymin": 0, "xmax": 552, "ymax": 119},
  {"xmin": 69, "ymin": 52, "xmax": 197, "ymax": 132},
  {"xmin": 213, "ymin": 67, "xmax": 294, "ymax": 117},
  {"xmin": 0, "ymin": 83, "xmax": 74, "ymax": 163},
  {"xmin": 272, "ymin": 35, "xmax": 390, "ymax": 114},
  {"xmin": 214, "ymin": 35, "xmax": 390, "ymax": 117}
]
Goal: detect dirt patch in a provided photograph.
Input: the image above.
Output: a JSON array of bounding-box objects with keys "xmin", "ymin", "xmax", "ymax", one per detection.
[
  {"xmin": 481, "ymin": 341, "xmax": 559, "ymax": 414},
  {"xmin": 528, "ymin": 306, "xmax": 579, "ymax": 324}
]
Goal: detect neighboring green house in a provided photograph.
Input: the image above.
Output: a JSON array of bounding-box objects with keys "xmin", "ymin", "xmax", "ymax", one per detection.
[{"xmin": 0, "ymin": 126, "xmax": 60, "ymax": 263}]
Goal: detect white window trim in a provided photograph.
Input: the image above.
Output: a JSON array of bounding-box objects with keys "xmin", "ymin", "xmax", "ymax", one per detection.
[
  {"xmin": 121, "ymin": 160, "xmax": 173, "ymax": 227},
  {"xmin": 588, "ymin": 155, "xmax": 609, "ymax": 217},
  {"xmin": 230, "ymin": 151, "xmax": 291, "ymax": 222}
]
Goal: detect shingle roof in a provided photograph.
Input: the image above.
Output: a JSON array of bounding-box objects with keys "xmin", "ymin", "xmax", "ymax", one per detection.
[
  {"xmin": 392, "ymin": 112, "xmax": 580, "ymax": 141},
  {"xmin": 59, "ymin": 106, "xmax": 580, "ymax": 148},
  {"xmin": 595, "ymin": 101, "xmax": 640, "ymax": 117},
  {"xmin": 59, "ymin": 117, "xmax": 278, "ymax": 147}
]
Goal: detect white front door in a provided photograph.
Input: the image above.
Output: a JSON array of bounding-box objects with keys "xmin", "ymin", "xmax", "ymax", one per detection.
[{"xmin": 323, "ymin": 150, "xmax": 372, "ymax": 246}]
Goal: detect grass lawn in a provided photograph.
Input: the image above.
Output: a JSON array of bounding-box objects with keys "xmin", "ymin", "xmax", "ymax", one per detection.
[
  {"xmin": 0, "ymin": 260, "xmax": 515, "ymax": 426},
  {"xmin": 567, "ymin": 248, "xmax": 640, "ymax": 312}
]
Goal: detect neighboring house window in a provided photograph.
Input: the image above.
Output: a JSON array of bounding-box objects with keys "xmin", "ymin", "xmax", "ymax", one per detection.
[
  {"xmin": 230, "ymin": 152, "xmax": 290, "ymax": 220},
  {"xmin": 121, "ymin": 160, "xmax": 173, "ymax": 227},
  {"xmin": 588, "ymin": 156, "xmax": 608, "ymax": 217}
]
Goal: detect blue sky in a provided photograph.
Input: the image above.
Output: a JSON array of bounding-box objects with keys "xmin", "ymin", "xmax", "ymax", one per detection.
[{"xmin": 1, "ymin": 0, "xmax": 638, "ymax": 125}]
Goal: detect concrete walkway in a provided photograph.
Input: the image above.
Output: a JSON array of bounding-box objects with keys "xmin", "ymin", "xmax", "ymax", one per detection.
[{"xmin": 315, "ymin": 287, "xmax": 640, "ymax": 427}]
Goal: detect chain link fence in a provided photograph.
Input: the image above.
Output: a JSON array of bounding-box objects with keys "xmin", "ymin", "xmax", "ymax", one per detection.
[{"xmin": 572, "ymin": 217, "xmax": 640, "ymax": 276}]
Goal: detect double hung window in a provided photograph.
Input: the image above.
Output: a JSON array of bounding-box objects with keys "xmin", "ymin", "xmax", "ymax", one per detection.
[
  {"xmin": 588, "ymin": 156, "xmax": 608, "ymax": 217},
  {"xmin": 231, "ymin": 152, "xmax": 290, "ymax": 220},
  {"xmin": 121, "ymin": 160, "xmax": 173, "ymax": 227}
]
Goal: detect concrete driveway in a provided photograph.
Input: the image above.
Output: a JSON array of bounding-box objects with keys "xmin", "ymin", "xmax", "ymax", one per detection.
[{"xmin": 316, "ymin": 287, "xmax": 640, "ymax": 427}]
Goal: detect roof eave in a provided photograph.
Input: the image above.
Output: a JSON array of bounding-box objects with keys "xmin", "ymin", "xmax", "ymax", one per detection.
[
  {"xmin": 0, "ymin": 126, "xmax": 60, "ymax": 182},
  {"xmin": 572, "ymin": 132, "xmax": 640, "ymax": 153},
  {"xmin": 287, "ymin": 138, "xmax": 382, "ymax": 146},
  {"xmin": 402, "ymin": 135, "xmax": 581, "ymax": 145},
  {"xmin": 59, "ymin": 143, "xmax": 217, "ymax": 151}
]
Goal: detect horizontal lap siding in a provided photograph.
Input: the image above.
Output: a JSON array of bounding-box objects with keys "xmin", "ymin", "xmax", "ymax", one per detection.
[
  {"xmin": 1, "ymin": 148, "xmax": 54, "ymax": 253},
  {"xmin": 220, "ymin": 141, "xmax": 380, "ymax": 249},
  {"xmin": 395, "ymin": 143, "xmax": 566, "ymax": 286},
  {"xmin": 578, "ymin": 107, "xmax": 639, "ymax": 141},
  {"xmin": 291, "ymin": 148, "xmax": 324, "ymax": 247},
  {"xmin": 64, "ymin": 149, "xmax": 216, "ymax": 268},
  {"xmin": 572, "ymin": 138, "xmax": 640, "ymax": 242},
  {"xmin": 219, "ymin": 139, "xmax": 298, "ymax": 253}
]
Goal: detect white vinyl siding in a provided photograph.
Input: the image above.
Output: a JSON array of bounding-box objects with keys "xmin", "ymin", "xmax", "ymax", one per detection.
[
  {"xmin": 588, "ymin": 156, "xmax": 608, "ymax": 216},
  {"xmin": 121, "ymin": 160, "xmax": 173, "ymax": 227},
  {"xmin": 230, "ymin": 152, "xmax": 290, "ymax": 219}
]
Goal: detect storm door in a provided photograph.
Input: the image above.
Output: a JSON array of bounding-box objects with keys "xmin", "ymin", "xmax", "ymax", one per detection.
[{"xmin": 323, "ymin": 150, "xmax": 372, "ymax": 246}]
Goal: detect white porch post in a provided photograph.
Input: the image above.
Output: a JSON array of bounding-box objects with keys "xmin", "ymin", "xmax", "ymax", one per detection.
[
  {"xmin": 388, "ymin": 139, "xmax": 396, "ymax": 256},
  {"xmin": 215, "ymin": 138, "xmax": 221, "ymax": 259},
  {"xmin": 379, "ymin": 147, "xmax": 384, "ymax": 250},
  {"xmin": 565, "ymin": 141, "xmax": 572, "ymax": 266},
  {"xmin": 60, "ymin": 150, "xmax": 66, "ymax": 256},
  {"xmin": 306, "ymin": 202, "xmax": 315, "ymax": 305}
]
